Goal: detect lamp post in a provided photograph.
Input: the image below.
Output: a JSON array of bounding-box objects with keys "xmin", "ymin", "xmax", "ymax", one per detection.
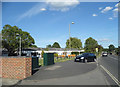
[
  {"xmin": 16, "ymin": 33, "xmax": 21, "ymax": 56},
  {"xmin": 69, "ymin": 22, "xmax": 74, "ymax": 50}
]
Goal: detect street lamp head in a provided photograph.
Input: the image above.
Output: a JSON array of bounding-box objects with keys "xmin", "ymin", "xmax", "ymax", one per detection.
[{"xmin": 72, "ymin": 22, "xmax": 74, "ymax": 24}]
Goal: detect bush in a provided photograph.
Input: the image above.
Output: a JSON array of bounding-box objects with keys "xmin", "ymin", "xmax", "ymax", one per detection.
[
  {"xmin": 41, "ymin": 50, "xmax": 44, "ymax": 58},
  {"xmin": 54, "ymin": 53, "xmax": 58, "ymax": 57},
  {"xmin": 71, "ymin": 52, "xmax": 79, "ymax": 56}
]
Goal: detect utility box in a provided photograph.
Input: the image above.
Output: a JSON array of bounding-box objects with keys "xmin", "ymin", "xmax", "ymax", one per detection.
[
  {"xmin": 32, "ymin": 56, "xmax": 39, "ymax": 70},
  {"xmin": 43, "ymin": 53, "xmax": 54, "ymax": 66}
]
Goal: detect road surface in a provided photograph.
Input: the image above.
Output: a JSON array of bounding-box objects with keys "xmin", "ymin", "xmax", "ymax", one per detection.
[
  {"xmin": 17, "ymin": 60, "xmax": 110, "ymax": 85},
  {"xmin": 98, "ymin": 55, "xmax": 119, "ymax": 86}
]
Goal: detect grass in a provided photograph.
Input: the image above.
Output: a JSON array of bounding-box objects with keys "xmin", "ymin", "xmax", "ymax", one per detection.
[{"xmin": 39, "ymin": 57, "xmax": 75, "ymax": 66}]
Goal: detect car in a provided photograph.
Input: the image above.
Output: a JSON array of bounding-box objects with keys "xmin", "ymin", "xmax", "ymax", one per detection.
[
  {"xmin": 74, "ymin": 53, "xmax": 96, "ymax": 63},
  {"xmin": 102, "ymin": 52, "xmax": 108, "ymax": 57},
  {"xmin": 109, "ymin": 53, "xmax": 112, "ymax": 55}
]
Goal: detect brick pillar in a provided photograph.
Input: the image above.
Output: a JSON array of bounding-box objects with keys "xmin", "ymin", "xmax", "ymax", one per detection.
[{"xmin": 0, "ymin": 57, "xmax": 32, "ymax": 79}]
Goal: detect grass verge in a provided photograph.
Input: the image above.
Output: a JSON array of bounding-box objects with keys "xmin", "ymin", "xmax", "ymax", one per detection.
[{"xmin": 39, "ymin": 57, "xmax": 75, "ymax": 66}]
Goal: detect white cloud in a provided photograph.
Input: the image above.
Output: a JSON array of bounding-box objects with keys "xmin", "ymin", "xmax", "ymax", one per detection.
[
  {"xmin": 17, "ymin": 3, "xmax": 47, "ymax": 21},
  {"xmin": 98, "ymin": 38, "xmax": 112, "ymax": 42},
  {"xmin": 113, "ymin": 8, "xmax": 118, "ymax": 12},
  {"xmin": 108, "ymin": 17, "xmax": 113, "ymax": 20},
  {"xmin": 99, "ymin": 7, "xmax": 102, "ymax": 10},
  {"xmin": 17, "ymin": 0, "xmax": 80, "ymax": 21},
  {"xmin": 113, "ymin": 8, "xmax": 118, "ymax": 17},
  {"xmin": 101, "ymin": 6, "xmax": 113, "ymax": 13},
  {"xmin": 40, "ymin": 8, "xmax": 46, "ymax": 11},
  {"xmin": 45, "ymin": 0, "xmax": 80, "ymax": 12},
  {"xmin": 115, "ymin": 3, "xmax": 118, "ymax": 7},
  {"xmin": 92, "ymin": 14, "xmax": 97, "ymax": 16}
]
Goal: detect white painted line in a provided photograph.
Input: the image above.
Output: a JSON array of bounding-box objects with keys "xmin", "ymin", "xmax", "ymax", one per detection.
[
  {"xmin": 100, "ymin": 65, "xmax": 120, "ymax": 86},
  {"xmin": 108, "ymin": 56, "xmax": 118, "ymax": 61}
]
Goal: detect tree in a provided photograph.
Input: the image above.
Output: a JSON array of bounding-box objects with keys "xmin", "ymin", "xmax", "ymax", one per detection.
[
  {"xmin": 2, "ymin": 24, "xmax": 35, "ymax": 55},
  {"xmin": 84, "ymin": 37, "xmax": 98, "ymax": 53},
  {"xmin": 96, "ymin": 45, "xmax": 103, "ymax": 53},
  {"xmin": 102, "ymin": 48, "xmax": 109, "ymax": 52},
  {"xmin": 66, "ymin": 37, "xmax": 82, "ymax": 49},
  {"xmin": 30, "ymin": 45, "xmax": 37, "ymax": 48},
  {"xmin": 41, "ymin": 50, "xmax": 44, "ymax": 58},
  {"xmin": 115, "ymin": 48, "xmax": 118, "ymax": 55},
  {"xmin": 46, "ymin": 44, "xmax": 52, "ymax": 48},
  {"xmin": 108, "ymin": 44, "xmax": 115, "ymax": 52},
  {"xmin": 52, "ymin": 42, "xmax": 61, "ymax": 48}
]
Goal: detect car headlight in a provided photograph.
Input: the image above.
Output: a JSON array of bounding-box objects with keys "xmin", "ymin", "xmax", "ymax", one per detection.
[{"xmin": 81, "ymin": 57, "xmax": 84, "ymax": 59}]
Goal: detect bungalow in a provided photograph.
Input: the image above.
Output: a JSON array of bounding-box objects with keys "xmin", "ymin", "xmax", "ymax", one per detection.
[{"xmin": 22, "ymin": 48, "xmax": 84, "ymax": 57}]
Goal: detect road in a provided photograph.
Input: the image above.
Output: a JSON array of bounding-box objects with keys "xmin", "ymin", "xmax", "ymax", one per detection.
[
  {"xmin": 98, "ymin": 55, "xmax": 119, "ymax": 86},
  {"xmin": 17, "ymin": 60, "xmax": 110, "ymax": 85},
  {"xmin": 16, "ymin": 55, "xmax": 119, "ymax": 86}
]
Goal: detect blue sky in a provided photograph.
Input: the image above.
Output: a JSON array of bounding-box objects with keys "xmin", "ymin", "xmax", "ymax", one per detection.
[{"xmin": 2, "ymin": 1, "xmax": 119, "ymax": 48}]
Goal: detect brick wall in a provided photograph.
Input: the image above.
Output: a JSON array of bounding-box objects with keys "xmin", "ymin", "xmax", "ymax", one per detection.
[{"xmin": 0, "ymin": 57, "xmax": 32, "ymax": 79}]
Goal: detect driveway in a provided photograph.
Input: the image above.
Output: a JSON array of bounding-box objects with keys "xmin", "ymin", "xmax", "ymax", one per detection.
[
  {"xmin": 25, "ymin": 60, "xmax": 97, "ymax": 80},
  {"xmin": 17, "ymin": 60, "xmax": 110, "ymax": 85}
]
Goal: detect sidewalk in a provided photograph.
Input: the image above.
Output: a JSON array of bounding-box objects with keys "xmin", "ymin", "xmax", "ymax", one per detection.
[
  {"xmin": 18, "ymin": 66, "xmax": 110, "ymax": 85},
  {"xmin": 1, "ymin": 78, "xmax": 21, "ymax": 86}
]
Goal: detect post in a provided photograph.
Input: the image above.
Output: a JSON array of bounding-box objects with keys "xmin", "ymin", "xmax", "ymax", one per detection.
[{"xmin": 69, "ymin": 24, "xmax": 71, "ymax": 50}]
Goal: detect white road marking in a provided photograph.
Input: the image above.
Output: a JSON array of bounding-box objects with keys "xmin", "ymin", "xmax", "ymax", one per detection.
[
  {"xmin": 108, "ymin": 56, "xmax": 118, "ymax": 61},
  {"xmin": 100, "ymin": 65, "xmax": 120, "ymax": 86},
  {"xmin": 44, "ymin": 65, "xmax": 61, "ymax": 70}
]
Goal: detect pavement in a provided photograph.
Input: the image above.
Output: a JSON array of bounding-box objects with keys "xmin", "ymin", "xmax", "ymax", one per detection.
[
  {"xmin": 16, "ymin": 60, "xmax": 109, "ymax": 85},
  {"xmin": 24, "ymin": 60, "xmax": 97, "ymax": 80},
  {"xmin": 1, "ymin": 78, "xmax": 21, "ymax": 86},
  {"xmin": 18, "ymin": 66, "xmax": 109, "ymax": 85},
  {"xmin": 1, "ymin": 56, "xmax": 119, "ymax": 86}
]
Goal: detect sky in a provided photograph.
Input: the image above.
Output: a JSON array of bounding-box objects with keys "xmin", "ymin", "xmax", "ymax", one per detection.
[{"xmin": 2, "ymin": 1, "xmax": 119, "ymax": 48}]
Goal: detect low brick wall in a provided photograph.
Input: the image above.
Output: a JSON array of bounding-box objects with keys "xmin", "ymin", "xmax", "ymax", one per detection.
[{"xmin": 0, "ymin": 57, "xmax": 32, "ymax": 79}]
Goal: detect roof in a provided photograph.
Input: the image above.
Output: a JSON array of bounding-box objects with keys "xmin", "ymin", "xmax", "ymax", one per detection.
[{"xmin": 23, "ymin": 47, "xmax": 83, "ymax": 51}]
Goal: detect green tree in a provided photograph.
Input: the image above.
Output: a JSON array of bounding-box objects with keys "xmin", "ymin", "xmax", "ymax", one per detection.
[
  {"xmin": 118, "ymin": 46, "xmax": 120, "ymax": 55},
  {"xmin": 66, "ymin": 37, "xmax": 82, "ymax": 49},
  {"xmin": 115, "ymin": 48, "xmax": 118, "ymax": 55},
  {"xmin": 102, "ymin": 48, "xmax": 109, "ymax": 52},
  {"xmin": 108, "ymin": 44, "xmax": 115, "ymax": 52},
  {"xmin": 96, "ymin": 45, "xmax": 103, "ymax": 53},
  {"xmin": 84, "ymin": 37, "xmax": 98, "ymax": 53},
  {"xmin": 2, "ymin": 24, "xmax": 35, "ymax": 55},
  {"xmin": 41, "ymin": 50, "xmax": 44, "ymax": 57},
  {"xmin": 52, "ymin": 42, "xmax": 61, "ymax": 48},
  {"xmin": 30, "ymin": 45, "xmax": 37, "ymax": 48},
  {"xmin": 46, "ymin": 44, "xmax": 52, "ymax": 48}
]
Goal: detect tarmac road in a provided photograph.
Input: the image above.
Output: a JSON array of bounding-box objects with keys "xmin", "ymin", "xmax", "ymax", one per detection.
[
  {"xmin": 99, "ymin": 55, "xmax": 120, "ymax": 86},
  {"xmin": 25, "ymin": 60, "xmax": 97, "ymax": 80},
  {"xmin": 17, "ymin": 60, "xmax": 110, "ymax": 85}
]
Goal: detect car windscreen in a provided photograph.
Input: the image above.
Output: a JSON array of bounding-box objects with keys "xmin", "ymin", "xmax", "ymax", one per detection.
[
  {"xmin": 82, "ymin": 53, "xmax": 89, "ymax": 56},
  {"xmin": 88, "ymin": 53, "xmax": 95, "ymax": 56}
]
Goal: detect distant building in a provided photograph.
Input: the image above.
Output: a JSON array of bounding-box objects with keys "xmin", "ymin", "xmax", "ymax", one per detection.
[{"xmin": 22, "ymin": 48, "xmax": 84, "ymax": 57}]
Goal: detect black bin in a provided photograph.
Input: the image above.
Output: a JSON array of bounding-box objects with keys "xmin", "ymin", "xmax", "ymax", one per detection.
[{"xmin": 32, "ymin": 56, "xmax": 39, "ymax": 70}]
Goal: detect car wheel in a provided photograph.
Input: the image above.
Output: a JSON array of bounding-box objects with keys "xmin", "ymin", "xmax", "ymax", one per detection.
[{"xmin": 85, "ymin": 59, "xmax": 87, "ymax": 63}]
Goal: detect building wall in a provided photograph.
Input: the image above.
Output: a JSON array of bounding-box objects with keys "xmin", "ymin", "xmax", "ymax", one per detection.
[{"xmin": 0, "ymin": 57, "xmax": 32, "ymax": 79}]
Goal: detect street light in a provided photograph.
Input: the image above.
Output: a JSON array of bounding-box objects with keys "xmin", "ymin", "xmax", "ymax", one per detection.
[
  {"xmin": 16, "ymin": 33, "xmax": 21, "ymax": 56},
  {"xmin": 69, "ymin": 22, "xmax": 74, "ymax": 50}
]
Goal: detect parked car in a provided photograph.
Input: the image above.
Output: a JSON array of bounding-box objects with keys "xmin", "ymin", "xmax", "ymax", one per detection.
[
  {"xmin": 74, "ymin": 53, "xmax": 96, "ymax": 63},
  {"xmin": 109, "ymin": 53, "xmax": 112, "ymax": 55},
  {"xmin": 102, "ymin": 52, "xmax": 108, "ymax": 57}
]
